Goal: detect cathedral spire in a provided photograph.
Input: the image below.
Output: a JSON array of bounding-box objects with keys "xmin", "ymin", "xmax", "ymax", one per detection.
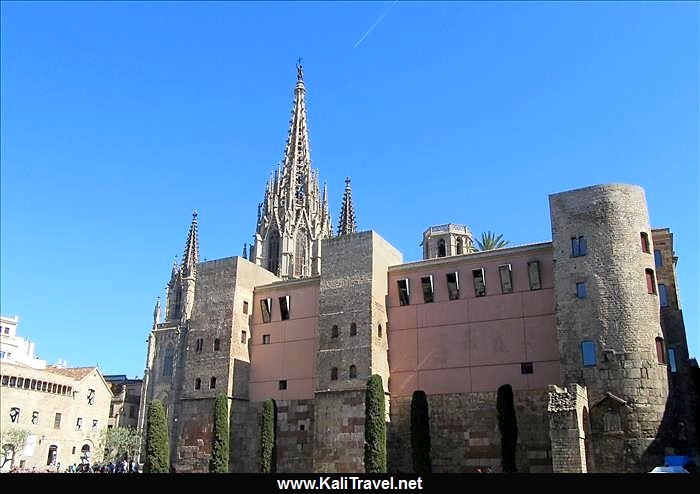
[
  {"xmin": 181, "ymin": 211, "xmax": 199, "ymax": 278},
  {"xmin": 337, "ymin": 177, "xmax": 357, "ymax": 236},
  {"xmin": 153, "ymin": 297, "xmax": 161, "ymax": 328}
]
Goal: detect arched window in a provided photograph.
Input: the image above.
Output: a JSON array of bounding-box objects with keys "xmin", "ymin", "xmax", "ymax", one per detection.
[
  {"xmin": 210, "ymin": 376, "xmax": 217, "ymax": 389},
  {"xmin": 194, "ymin": 378, "xmax": 201, "ymax": 390},
  {"xmin": 349, "ymin": 365, "xmax": 357, "ymax": 379},
  {"xmin": 456, "ymin": 238, "xmax": 463, "ymax": 255},
  {"xmin": 295, "ymin": 229, "xmax": 308, "ymax": 277},
  {"xmin": 350, "ymin": 323, "xmax": 357, "ymax": 336},
  {"xmin": 378, "ymin": 324, "xmax": 382, "ymax": 338},
  {"xmin": 331, "ymin": 367, "xmax": 338, "ymax": 381},
  {"xmin": 163, "ymin": 346, "xmax": 174, "ymax": 377},
  {"xmin": 331, "ymin": 325, "xmax": 339, "ymax": 338},
  {"xmin": 437, "ymin": 239, "xmax": 446, "ymax": 258}
]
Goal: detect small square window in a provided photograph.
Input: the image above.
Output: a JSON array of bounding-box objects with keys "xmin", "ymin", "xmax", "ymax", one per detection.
[
  {"xmin": 472, "ymin": 268, "xmax": 486, "ymax": 297},
  {"xmin": 446, "ymin": 272, "xmax": 460, "ymax": 300},
  {"xmin": 421, "ymin": 275, "xmax": 434, "ymax": 303},
  {"xmin": 397, "ymin": 279, "xmax": 410, "ymax": 306},
  {"xmin": 279, "ymin": 296, "xmax": 290, "ymax": 320},
  {"xmin": 261, "ymin": 298, "xmax": 272, "ymax": 323},
  {"xmin": 262, "ymin": 334, "xmax": 270, "ymax": 345},
  {"xmin": 520, "ymin": 362, "xmax": 533, "ymax": 374},
  {"xmin": 576, "ymin": 282, "xmax": 587, "ymax": 299},
  {"xmin": 278, "ymin": 380, "xmax": 287, "ymax": 390}
]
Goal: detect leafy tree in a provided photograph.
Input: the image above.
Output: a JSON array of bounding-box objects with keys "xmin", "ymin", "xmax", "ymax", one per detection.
[
  {"xmin": 1, "ymin": 428, "xmax": 28, "ymax": 469},
  {"xmin": 100, "ymin": 427, "xmax": 140, "ymax": 462},
  {"xmin": 209, "ymin": 393, "xmax": 230, "ymax": 473},
  {"xmin": 260, "ymin": 399, "xmax": 276, "ymax": 473},
  {"xmin": 410, "ymin": 390, "xmax": 432, "ymax": 474},
  {"xmin": 364, "ymin": 375, "xmax": 386, "ymax": 473},
  {"xmin": 144, "ymin": 400, "xmax": 169, "ymax": 473},
  {"xmin": 497, "ymin": 384, "xmax": 518, "ymax": 473},
  {"xmin": 475, "ymin": 231, "xmax": 509, "ymax": 251}
]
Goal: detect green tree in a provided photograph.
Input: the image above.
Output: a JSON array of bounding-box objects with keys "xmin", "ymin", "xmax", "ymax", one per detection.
[
  {"xmin": 144, "ymin": 400, "xmax": 169, "ymax": 473},
  {"xmin": 260, "ymin": 399, "xmax": 276, "ymax": 473},
  {"xmin": 1, "ymin": 428, "xmax": 28, "ymax": 469},
  {"xmin": 475, "ymin": 231, "xmax": 509, "ymax": 251},
  {"xmin": 209, "ymin": 393, "xmax": 230, "ymax": 473},
  {"xmin": 497, "ymin": 384, "xmax": 518, "ymax": 473},
  {"xmin": 364, "ymin": 374, "xmax": 386, "ymax": 473},
  {"xmin": 410, "ymin": 390, "xmax": 432, "ymax": 474},
  {"xmin": 100, "ymin": 427, "xmax": 140, "ymax": 462}
]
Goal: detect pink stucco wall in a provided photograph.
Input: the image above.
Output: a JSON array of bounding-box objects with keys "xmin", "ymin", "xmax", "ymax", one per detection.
[
  {"xmin": 387, "ymin": 244, "xmax": 560, "ymax": 397},
  {"xmin": 250, "ymin": 279, "xmax": 319, "ymax": 401}
]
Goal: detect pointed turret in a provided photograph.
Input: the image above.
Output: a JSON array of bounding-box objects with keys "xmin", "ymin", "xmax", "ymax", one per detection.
[
  {"xmin": 337, "ymin": 177, "xmax": 357, "ymax": 236},
  {"xmin": 243, "ymin": 243, "xmax": 248, "ymax": 259},
  {"xmin": 153, "ymin": 297, "xmax": 161, "ymax": 328},
  {"xmin": 181, "ymin": 211, "xmax": 199, "ymax": 278}
]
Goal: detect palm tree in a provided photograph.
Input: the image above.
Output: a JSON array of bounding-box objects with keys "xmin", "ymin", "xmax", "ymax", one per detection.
[{"xmin": 475, "ymin": 231, "xmax": 509, "ymax": 251}]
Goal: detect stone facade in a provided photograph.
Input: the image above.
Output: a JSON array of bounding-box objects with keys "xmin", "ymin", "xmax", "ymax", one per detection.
[{"xmin": 104, "ymin": 375, "xmax": 142, "ymax": 429}]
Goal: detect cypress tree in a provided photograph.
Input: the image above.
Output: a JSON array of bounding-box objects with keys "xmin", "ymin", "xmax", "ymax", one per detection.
[
  {"xmin": 364, "ymin": 374, "xmax": 386, "ymax": 473},
  {"xmin": 497, "ymin": 384, "xmax": 518, "ymax": 473},
  {"xmin": 410, "ymin": 390, "xmax": 432, "ymax": 473},
  {"xmin": 144, "ymin": 400, "xmax": 170, "ymax": 473},
  {"xmin": 260, "ymin": 399, "xmax": 276, "ymax": 473},
  {"xmin": 209, "ymin": 393, "xmax": 230, "ymax": 473}
]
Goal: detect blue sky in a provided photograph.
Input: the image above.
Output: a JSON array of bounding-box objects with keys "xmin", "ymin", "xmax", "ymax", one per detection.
[{"xmin": 1, "ymin": 1, "xmax": 698, "ymax": 378}]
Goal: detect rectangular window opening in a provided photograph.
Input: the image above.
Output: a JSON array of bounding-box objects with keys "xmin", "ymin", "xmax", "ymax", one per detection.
[
  {"xmin": 576, "ymin": 282, "xmax": 587, "ymax": 299},
  {"xmin": 520, "ymin": 362, "xmax": 533, "ymax": 374},
  {"xmin": 262, "ymin": 334, "xmax": 270, "ymax": 345},
  {"xmin": 243, "ymin": 301, "xmax": 249, "ymax": 314},
  {"xmin": 261, "ymin": 298, "xmax": 272, "ymax": 323},
  {"xmin": 654, "ymin": 250, "xmax": 663, "ymax": 268},
  {"xmin": 527, "ymin": 260, "xmax": 542, "ymax": 290},
  {"xmin": 278, "ymin": 380, "xmax": 287, "ymax": 390},
  {"xmin": 446, "ymin": 272, "xmax": 460, "ymax": 300},
  {"xmin": 498, "ymin": 264, "xmax": 513, "ymax": 294},
  {"xmin": 646, "ymin": 269, "xmax": 656, "ymax": 295},
  {"xmin": 279, "ymin": 296, "xmax": 290, "ymax": 320},
  {"xmin": 572, "ymin": 236, "xmax": 587, "ymax": 257},
  {"xmin": 668, "ymin": 348, "xmax": 677, "ymax": 373},
  {"xmin": 241, "ymin": 331, "xmax": 247, "ymax": 344},
  {"xmin": 397, "ymin": 279, "xmax": 410, "ymax": 306},
  {"xmin": 472, "ymin": 268, "xmax": 486, "ymax": 297},
  {"xmin": 659, "ymin": 284, "xmax": 669, "ymax": 307},
  {"xmin": 421, "ymin": 275, "xmax": 434, "ymax": 303},
  {"xmin": 582, "ymin": 341, "xmax": 596, "ymax": 366},
  {"xmin": 640, "ymin": 232, "xmax": 650, "ymax": 253}
]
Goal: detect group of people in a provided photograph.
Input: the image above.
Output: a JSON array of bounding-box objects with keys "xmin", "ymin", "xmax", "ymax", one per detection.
[{"xmin": 70, "ymin": 459, "xmax": 141, "ymax": 473}]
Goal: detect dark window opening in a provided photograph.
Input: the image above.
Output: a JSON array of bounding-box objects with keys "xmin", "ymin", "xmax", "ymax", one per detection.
[
  {"xmin": 92, "ymin": 419, "xmax": 98, "ymax": 431},
  {"xmin": 9, "ymin": 407, "xmax": 19, "ymax": 423},
  {"xmin": 214, "ymin": 338, "xmax": 221, "ymax": 351},
  {"xmin": 456, "ymin": 238, "xmax": 463, "ymax": 255},
  {"xmin": 421, "ymin": 275, "xmax": 434, "ymax": 303},
  {"xmin": 668, "ymin": 348, "xmax": 677, "ymax": 373},
  {"xmin": 243, "ymin": 301, "xmax": 249, "ymax": 314},
  {"xmin": 195, "ymin": 338, "xmax": 204, "ymax": 353},
  {"xmin": 278, "ymin": 380, "xmax": 287, "ymax": 390},
  {"xmin": 87, "ymin": 389, "xmax": 95, "ymax": 405},
  {"xmin": 528, "ymin": 260, "xmax": 542, "ymax": 290},
  {"xmin": 397, "ymin": 279, "xmax": 410, "ymax": 306},
  {"xmin": 210, "ymin": 376, "xmax": 216, "ymax": 389},
  {"xmin": 32, "ymin": 411, "xmax": 39, "ymax": 425},
  {"xmin": 241, "ymin": 331, "xmax": 247, "ymax": 344},
  {"xmin": 655, "ymin": 337, "xmax": 666, "ymax": 364},
  {"xmin": 129, "ymin": 406, "xmax": 135, "ymax": 418},
  {"xmin": 350, "ymin": 323, "xmax": 357, "ymax": 336},
  {"xmin": 378, "ymin": 324, "xmax": 382, "ymax": 338},
  {"xmin": 279, "ymin": 296, "xmax": 290, "ymax": 320},
  {"xmin": 349, "ymin": 365, "xmax": 357, "ymax": 379},
  {"xmin": 498, "ymin": 264, "xmax": 513, "ymax": 294},
  {"xmin": 331, "ymin": 367, "xmax": 338, "ymax": 381},
  {"xmin": 520, "ymin": 362, "xmax": 533, "ymax": 375},
  {"xmin": 446, "ymin": 272, "xmax": 460, "ymax": 300},
  {"xmin": 646, "ymin": 269, "xmax": 656, "ymax": 294},
  {"xmin": 437, "ymin": 238, "xmax": 446, "ymax": 257},
  {"xmin": 472, "ymin": 268, "xmax": 486, "ymax": 297},
  {"xmin": 195, "ymin": 378, "xmax": 201, "ymax": 390},
  {"xmin": 76, "ymin": 417, "xmax": 83, "ymax": 430},
  {"xmin": 261, "ymin": 298, "xmax": 272, "ymax": 323},
  {"xmin": 659, "ymin": 284, "xmax": 669, "ymax": 307},
  {"xmin": 331, "ymin": 325, "xmax": 339, "ymax": 338},
  {"xmin": 640, "ymin": 232, "xmax": 650, "ymax": 253},
  {"xmin": 262, "ymin": 334, "xmax": 270, "ymax": 345}
]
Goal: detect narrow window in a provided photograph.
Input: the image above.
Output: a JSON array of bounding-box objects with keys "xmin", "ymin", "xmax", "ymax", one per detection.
[
  {"xmin": 31, "ymin": 379, "xmax": 36, "ymax": 390},
  {"xmin": 54, "ymin": 413, "xmax": 62, "ymax": 429},
  {"xmin": 52, "ymin": 383, "xmax": 57, "ymax": 393},
  {"xmin": 498, "ymin": 264, "xmax": 513, "ymax": 294},
  {"xmin": 472, "ymin": 268, "xmax": 486, "ymax": 297},
  {"xmin": 194, "ymin": 378, "xmax": 201, "ymax": 390},
  {"xmin": 210, "ymin": 376, "xmax": 216, "ymax": 389},
  {"xmin": 456, "ymin": 238, "xmax": 463, "ymax": 255},
  {"xmin": 243, "ymin": 301, "xmax": 249, "ymax": 314},
  {"xmin": 659, "ymin": 284, "xmax": 669, "ymax": 307},
  {"xmin": 87, "ymin": 389, "xmax": 95, "ymax": 405},
  {"xmin": 76, "ymin": 417, "xmax": 83, "ymax": 431},
  {"xmin": 579, "ymin": 237, "xmax": 587, "ymax": 255},
  {"xmin": 241, "ymin": 331, "xmax": 247, "ymax": 344},
  {"xmin": 603, "ymin": 411, "xmax": 622, "ymax": 432},
  {"xmin": 654, "ymin": 249, "xmax": 663, "ymax": 267},
  {"xmin": 278, "ymin": 380, "xmax": 287, "ymax": 390},
  {"xmin": 446, "ymin": 272, "xmax": 460, "ymax": 300},
  {"xmin": 262, "ymin": 334, "xmax": 270, "ymax": 345},
  {"xmin": 527, "ymin": 261, "xmax": 542, "ymax": 290},
  {"xmin": 349, "ymin": 365, "xmax": 357, "ymax": 379},
  {"xmin": 42, "ymin": 382, "xmax": 47, "ymax": 392},
  {"xmin": 378, "ymin": 324, "xmax": 382, "ymax": 338},
  {"xmin": 163, "ymin": 346, "xmax": 174, "ymax": 377},
  {"xmin": 655, "ymin": 337, "xmax": 666, "ymax": 364},
  {"xmin": 331, "ymin": 325, "xmax": 339, "ymax": 338},
  {"xmin": 397, "ymin": 279, "xmax": 410, "ymax": 306},
  {"xmin": 10, "ymin": 376, "xmax": 17, "ymax": 387},
  {"xmin": 214, "ymin": 338, "xmax": 221, "ymax": 351},
  {"xmin": 421, "ymin": 275, "xmax": 434, "ymax": 303},
  {"xmin": 520, "ymin": 362, "xmax": 533, "ymax": 374},
  {"xmin": 17, "ymin": 378, "xmax": 24, "ymax": 388},
  {"xmin": 437, "ymin": 238, "xmax": 446, "ymax": 257},
  {"xmin": 195, "ymin": 338, "xmax": 203, "ymax": 353},
  {"xmin": 72, "ymin": 447, "xmax": 76, "ymax": 454},
  {"xmin": 32, "ymin": 411, "xmax": 39, "ymax": 425},
  {"xmin": 92, "ymin": 419, "xmax": 98, "ymax": 431},
  {"xmin": 261, "ymin": 298, "xmax": 272, "ymax": 323},
  {"xmin": 572, "ymin": 236, "xmax": 587, "ymax": 257},
  {"xmin": 129, "ymin": 406, "xmax": 135, "ymax": 418},
  {"xmin": 668, "ymin": 348, "xmax": 677, "ymax": 373},
  {"xmin": 350, "ymin": 323, "xmax": 357, "ymax": 336},
  {"xmin": 581, "ymin": 341, "xmax": 596, "ymax": 366},
  {"xmin": 640, "ymin": 232, "xmax": 650, "ymax": 253},
  {"xmin": 279, "ymin": 296, "xmax": 290, "ymax": 320},
  {"xmin": 576, "ymin": 282, "xmax": 587, "ymax": 299},
  {"xmin": 331, "ymin": 367, "xmax": 338, "ymax": 381},
  {"xmin": 1, "ymin": 376, "xmax": 6, "ymax": 386},
  {"xmin": 645, "ymin": 269, "xmax": 656, "ymax": 294},
  {"xmin": 9, "ymin": 407, "xmax": 20, "ymax": 423}
]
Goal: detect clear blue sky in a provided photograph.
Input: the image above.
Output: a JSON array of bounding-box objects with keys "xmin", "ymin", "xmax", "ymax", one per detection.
[{"xmin": 1, "ymin": 1, "xmax": 698, "ymax": 378}]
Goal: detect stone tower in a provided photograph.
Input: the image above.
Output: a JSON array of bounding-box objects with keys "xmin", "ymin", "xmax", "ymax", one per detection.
[
  {"xmin": 337, "ymin": 177, "xmax": 357, "ymax": 236},
  {"xmin": 549, "ymin": 184, "xmax": 670, "ymax": 472},
  {"xmin": 422, "ymin": 223, "xmax": 473, "ymax": 259},
  {"xmin": 252, "ymin": 63, "xmax": 332, "ymax": 279}
]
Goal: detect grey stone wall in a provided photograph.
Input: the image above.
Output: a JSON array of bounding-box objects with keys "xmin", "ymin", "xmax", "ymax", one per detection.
[
  {"xmin": 389, "ymin": 390, "xmax": 552, "ymax": 473},
  {"xmin": 549, "ymin": 184, "xmax": 670, "ymax": 472}
]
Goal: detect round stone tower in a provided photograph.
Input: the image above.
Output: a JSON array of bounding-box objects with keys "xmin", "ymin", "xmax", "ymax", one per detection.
[{"xmin": 549, "ymin": 184, "xmax": 670, "ymax": 472}]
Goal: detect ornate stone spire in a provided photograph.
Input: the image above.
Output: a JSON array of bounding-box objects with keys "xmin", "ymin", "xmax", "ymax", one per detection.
[
  {"xmin": 337, "ymin": 177, "xmax": 357, "ymax": 236},
  {"xmin": 153, "ymin": 297, "xmax": 161, "ymax": 328},
  {"xmin": 181, "ymin": 211, "xmax": 199, "ymax": 278},
  {"xmin": 252, "ymin": 63, "xmax": 332, "ymax": 279},
  {"xmin": 242, "ymin": 243, "xmax": 247, "ymax": 259}
]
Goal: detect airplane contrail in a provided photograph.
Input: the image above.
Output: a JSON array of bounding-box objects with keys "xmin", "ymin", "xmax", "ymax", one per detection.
[{"xmin": 353, "ymin": 0, "xmax": 399, "ymax": 49}]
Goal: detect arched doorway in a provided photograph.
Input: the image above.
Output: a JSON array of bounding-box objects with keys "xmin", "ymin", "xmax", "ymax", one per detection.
[
  {"xmin": 80, "ymin": 444, "xmax": 91, "ymax": 465},
  {"xmin": 46, "ymin": 444, "xmax": 58, "ymax": 466}
]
